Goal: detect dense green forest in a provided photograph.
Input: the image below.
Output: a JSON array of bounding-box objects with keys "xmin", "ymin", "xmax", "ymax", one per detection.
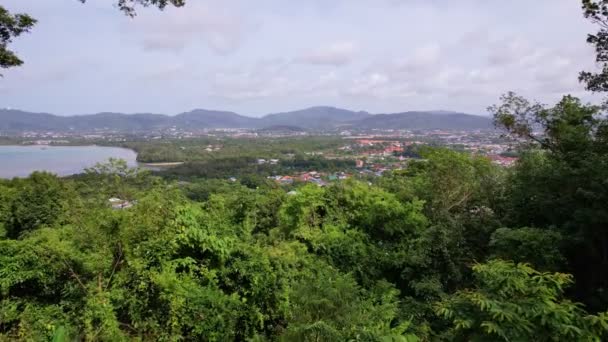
[
  {"xmin": 122, "ymin": 137, "xmax": 346, "ymax": 163},
  {"xmin": 2, "ymin": 92, "xmax": 608, "ymax": 340}
]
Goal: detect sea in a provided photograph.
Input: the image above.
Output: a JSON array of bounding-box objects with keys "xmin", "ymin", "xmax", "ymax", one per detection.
[{"xmin": 0, "ymin": 145, "xmax": 138, "ymax": 178}]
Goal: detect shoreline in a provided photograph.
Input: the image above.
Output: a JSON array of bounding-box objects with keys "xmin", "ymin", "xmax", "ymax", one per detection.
[{"xmin": 0, "ymin": 144, "xmax": 185, "ymax": 167}]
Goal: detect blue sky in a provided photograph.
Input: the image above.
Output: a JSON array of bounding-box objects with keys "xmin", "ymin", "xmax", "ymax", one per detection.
[{"xmin": 0, "ymin": 0, "xmax": 599, "ymax": 116}]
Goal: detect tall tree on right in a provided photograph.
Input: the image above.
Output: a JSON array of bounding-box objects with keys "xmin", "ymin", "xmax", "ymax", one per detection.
[
  {"xmin": 489, "ymin": 92, "xmax": 608, "ymax": 311},
  {"xmin": 581, "ymin": 0, "xmax": 608, "ymax": 91}
]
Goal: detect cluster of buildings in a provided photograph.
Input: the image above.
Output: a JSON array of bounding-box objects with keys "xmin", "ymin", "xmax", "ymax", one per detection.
[
  {"xmin": 204, "ymin": 145, "xmax": 222, "ymax": 152},
  {"xmin": 337, "ymin": 139, "xmax": 415, "ymax": 159},
  {"xmin": 487, "ymin": 154, "xmax": 518, "ymax": 167},
  {"xmin": 268, "ymin": 171, "xmax": 352, "ymax": 186},
  {"xmin": 257, "ymin": 158, "xmax": 280, "ymax": 165}
]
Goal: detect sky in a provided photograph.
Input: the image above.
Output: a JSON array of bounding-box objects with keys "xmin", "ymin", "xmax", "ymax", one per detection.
[{"xmin": 0, "ymin": 0, "xmax": 601, "ymax": 116}]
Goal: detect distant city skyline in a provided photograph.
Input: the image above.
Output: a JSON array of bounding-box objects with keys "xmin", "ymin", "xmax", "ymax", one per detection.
[{"xmin": 0, "ymin": 0, "xmax": 601, "ymax": 116}]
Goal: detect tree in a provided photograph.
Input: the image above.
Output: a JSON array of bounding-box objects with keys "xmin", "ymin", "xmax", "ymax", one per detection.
[
  {"xmin": 6, "ymin": 172, "xmax": 68, "ymax": 238},
  {"xmin": 0, "ymin": 6, "xmax": 36, "ymax": 73},
  {"xmin": 436, "ymin": 260, "xmax": 608, "ymax": 341},
  {"xmin": 489, "ymin": 227, "xmax": 565, "ymax": 271},
  {"xmin": 490, "ymin": 93, "xmax": 608, "ymax": 311},
  {"xmin": 381, "ymin": 148, "xmax": 502, "ymax": 219},
  {"xmin": 78, "ymin": 0, "xmax": 186, "ymax": 17},
  {"xmin": 282, "ymin": 267, "xmax": 419, "ymax": 341},
  {"xmin": 580, "ymin": 0, "xmax": 608, "ymax": 92},
  {"xmin": 489, "ymin": 92, "xmax": 603, "ymax": 155}
]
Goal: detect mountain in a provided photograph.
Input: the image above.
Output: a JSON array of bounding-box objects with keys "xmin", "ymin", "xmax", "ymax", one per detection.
[
  {"xmin": 260, "ymin": 106, "xmax": 371, "ymax": 129},
  {"xmin": 354, "ymin": 111, "xmax": 493, "ymax": 130},
  {"xmin": 0, "ymin": 108, "xmax": 493, "ymax": 133},
  {"xmin": 67, "ymin": 113, "xmax": 169, "ymax": 131},
  {"xmin": 0, "ymin": 109, "xmax": 65, "ymax": 131},
  {"xmin": 173, "ymin": 109, "xmax": 258, "ymax": 129}
]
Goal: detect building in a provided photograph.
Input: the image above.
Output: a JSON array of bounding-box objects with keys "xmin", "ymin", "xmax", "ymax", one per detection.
[{"xmin": 108, "ymin": 197, "xmax": 134, "ymax": 210}]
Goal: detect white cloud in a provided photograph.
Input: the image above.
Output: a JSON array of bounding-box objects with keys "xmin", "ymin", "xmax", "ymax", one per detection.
[
  {"xmin": 407, "ymin": 43, "xmax": 441, "ymax": 69},
  {"xmin": 299, "ymin": 41, "xmax": 358, "ymax": 66},
  {"xmin": 130, "ymin": 2, "xmax": 250, "ymax": 54},
  {"xmin": 0, "ymin": 0, "xmax": 601, "ymax": 115},
  {"xmin": 208, "ymin": 60, "xmax": 300, "ymax": 100}
]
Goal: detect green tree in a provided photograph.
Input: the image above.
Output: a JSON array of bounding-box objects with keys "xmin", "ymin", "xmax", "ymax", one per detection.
[
  {"xmin": 436, "ymin": 260, "xmax": 608, "ymax": 341},
  {"xmin": 381, "ymin": 148, "xmax": 502, "ymax": 219},
  {"xmin": 580, "ymin": 0, "xmax": 608, "ymax": 91},
  {"xmin": 489, "ymin": 227, "xmax": 565, "ymax": 271},
  {"xmin": 282, "ymin": 267, "xmax": 418, "ymax": 342},
  {"xmin": 490, "ymin": 93, "xmax": 608, "ymax": 310},
  {"xmin": 0, "ymin": 6, "xmax": 36, "ymax": 72},
  {"xmin": 6, "ymin": 172, "xmax": 68, "ymax": 238},
  {"xmin": 78, "ymin": 0, "xmax": 186, "ymax": 16}
]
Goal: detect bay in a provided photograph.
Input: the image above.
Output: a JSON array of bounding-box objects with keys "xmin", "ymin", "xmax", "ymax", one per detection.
[{"xmin": 0, "ymin": 145, "xmax": 137, "ymax": 178}]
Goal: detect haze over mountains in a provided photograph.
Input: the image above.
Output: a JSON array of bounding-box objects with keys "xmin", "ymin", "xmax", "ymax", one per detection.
[{"xmin": 0, "ymin": 106, "xmax": 493, "ymax": 133}]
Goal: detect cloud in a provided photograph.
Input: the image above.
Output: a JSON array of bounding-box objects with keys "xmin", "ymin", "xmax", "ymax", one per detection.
[
  {"xmin": 134, "ymin": 63, "xmax": 197, "ymax": 83},
  {"xmin": 130, "ymin": 3, "xmax": 250, "ymax": 54},
  {"xmin": 208, "ymin": 59, "xmax": 299, "ymax": 100},
  {"xmin": 0, "ymin": 0, "xmax": 600, "ymax": 115},
  {"xmin": 407, "ymin": 43, "xmax": 441, "ymax": 69},
  {"xmin": 298, "ymin": 41, "xmax": 358, "ymax": 66}
]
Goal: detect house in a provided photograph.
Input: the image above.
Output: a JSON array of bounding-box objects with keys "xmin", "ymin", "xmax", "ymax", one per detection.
[
  {"xmin": 257, "ymin": 159, "xmax": 267, "ymax": 165},
  {"xmin": 488, "ymin": 155, "xmax": 518, "ymax": 167},
  {"xmin": 279, "ymin": 176, "xmax": 294, "ymax": 185},
  {"xmin": 269, "ymin": 159, "xmax": 280, "ymax": 165},
  {"xmin": 108, "ymin": 197, "xmax": 134, "ymax": 210},
  {"xmin": 309, "ymin": 178, "xmax": 328, "ymax": 187},
  {"xmin": 356, "ymin": 159, "xmax": 365, "ymax": 168},
  {"xmin": 299, "ymin": 173, "xmax": 313, "ymax": 182}
]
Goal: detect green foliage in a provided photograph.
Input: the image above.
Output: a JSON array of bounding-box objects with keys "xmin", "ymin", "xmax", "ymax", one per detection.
[
  {"xmin": 436, "ymin": 260, "xmax": 608, "ymax": 341},
  {"xmin": 0, "ymin": 6, "xmax": 36, "ymax": 73},
  {"xmin": 79, "ymin": 0, "xmax": 186, "ymax": 17},
  {"xmin": 282, "ymin": 269, "xmax": 417, "ymax": 341},
  {"xmin": 381, "ymin": 148, "xmax": 503, "ymax": 218},
  {"xmin": 0, "ymin": 150, "xmax": 605, "ymax": 341},
  {"xmin": 4, "ymin": 172, "xmax": 70, "ymax": 238},
  {"xmin": 580, "ymin": 0, "xmax": 608, "ymax": 91},
  {"xmin": 491, "ymin": 92, "xmax": 608, "ymax": 310},
  {"xmin": 489, "ymin": 227, "xmax": 565, "ymax": 271}
]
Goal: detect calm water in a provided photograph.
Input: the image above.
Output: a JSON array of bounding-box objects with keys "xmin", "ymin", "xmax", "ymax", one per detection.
[{"xmin": 0, "ymin": 145, "xmax": 138, "ymax": 178}]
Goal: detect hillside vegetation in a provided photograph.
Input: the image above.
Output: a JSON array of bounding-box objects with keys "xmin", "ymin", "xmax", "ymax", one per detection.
[{"xmin": 1, "ymin": 94, "xmax": 608, "ymax": 340}]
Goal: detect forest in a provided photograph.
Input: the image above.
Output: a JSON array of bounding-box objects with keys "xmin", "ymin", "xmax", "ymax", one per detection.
[
  {"xmin": 1, "ymin": 91, "xmax": 608, "ymax": 340},
  {"xmin": 1, "ymin": 0, "xmax": 608, "ymax": 341}
]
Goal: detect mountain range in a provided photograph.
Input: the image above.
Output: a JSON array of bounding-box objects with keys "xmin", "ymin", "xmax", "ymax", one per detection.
[{"xmin": 0, "ymin": 106, "xmax": 493, "ymax": 133}]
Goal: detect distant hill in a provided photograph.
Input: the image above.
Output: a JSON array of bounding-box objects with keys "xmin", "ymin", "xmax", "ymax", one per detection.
[
  {"xmin": 67, "ymin": 113, "xmax": 169, "ymax": 131},
  {"xmin": 0, "ymin": 107, "xmax": 493, "ymax": 133},
  {"xmin": 173, "ymin": 109, "xmax": 258, "ymax": 129},
  {"xmin": 0, "ymin": 109, "xmax": 65, "ymax": 131},
  {"xmin": 257, "ymin": 125, "xmax": 306, "ymax": 133},
  {"xmin": 260, "ymin": 106, "xmax": 371, "ymax": 129},
  {"xmin": 354, "ymin": 111, "xmax": 493, "ymax": 130}
]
